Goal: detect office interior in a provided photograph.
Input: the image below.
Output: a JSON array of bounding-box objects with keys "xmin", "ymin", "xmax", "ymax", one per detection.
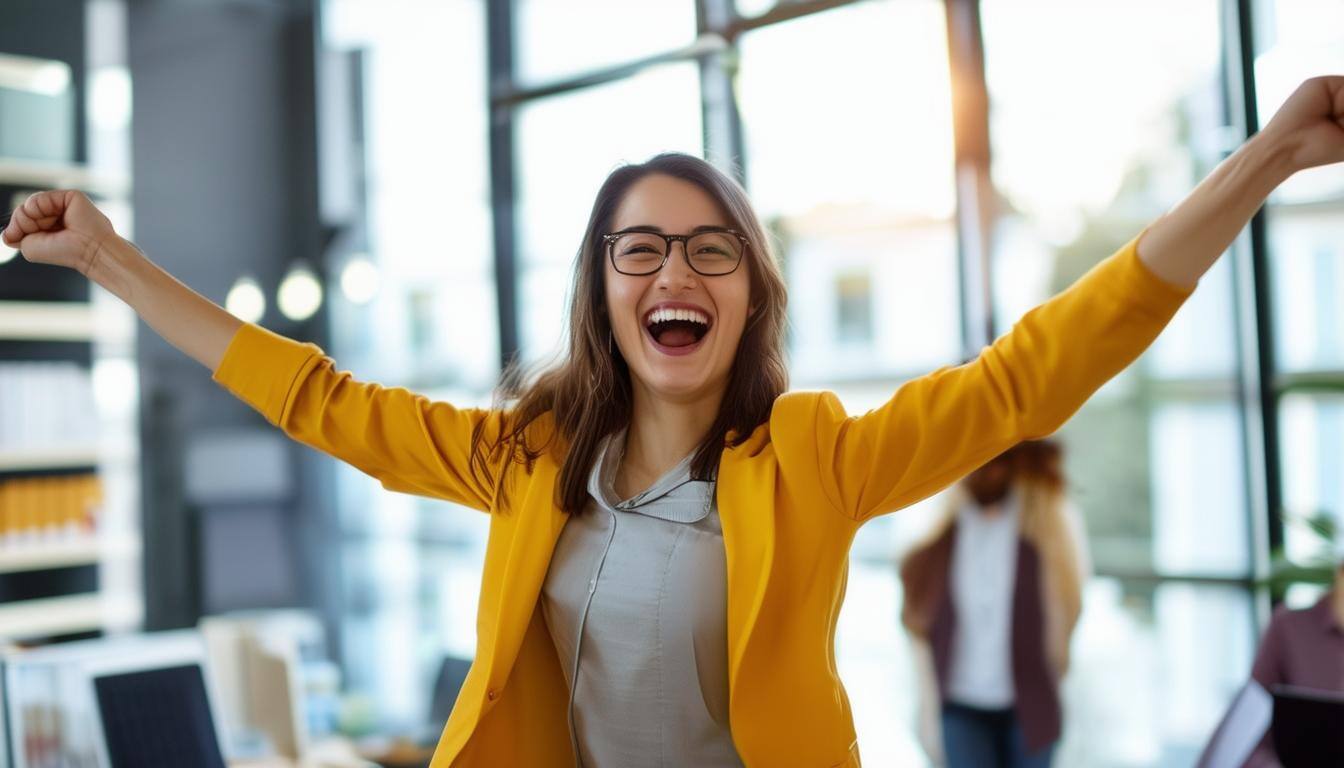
[{"xmin": 0, "ymin": 0, "xmax": 1340, "ymax": 766}]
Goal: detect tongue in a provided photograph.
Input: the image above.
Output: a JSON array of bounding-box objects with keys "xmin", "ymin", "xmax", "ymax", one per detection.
[{"xmin": 656, "ymin": 327, "xmax": 698, "ymax": 348}]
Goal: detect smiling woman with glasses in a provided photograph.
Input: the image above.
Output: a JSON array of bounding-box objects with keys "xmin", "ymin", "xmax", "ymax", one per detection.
[{"xmin": 6, "ymin": 76, "xmax": 1343, "ymax": 768}]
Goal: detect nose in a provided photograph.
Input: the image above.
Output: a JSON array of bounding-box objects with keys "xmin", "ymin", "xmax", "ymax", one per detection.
[{"xmin": 655, "ymin": 240, "xmax": 698, "ymax": 291}]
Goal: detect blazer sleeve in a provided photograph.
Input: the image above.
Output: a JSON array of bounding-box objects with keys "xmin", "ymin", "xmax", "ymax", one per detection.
[
  {"xmin": 772, "ymin": 232, "xmax": 1193, "ymax": 522},
  {"xmin": 212, "ymin": 323, "xmax": 507, "ymax": 511}
]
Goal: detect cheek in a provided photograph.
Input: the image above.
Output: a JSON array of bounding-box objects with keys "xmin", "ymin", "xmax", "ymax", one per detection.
[
  {"xmin": 605, "ymin": 274, "xmax": 645, "ymax": 333},
  {"xmin": 714, "ymin": 280, "xmax": 753, "ymax": 351}
]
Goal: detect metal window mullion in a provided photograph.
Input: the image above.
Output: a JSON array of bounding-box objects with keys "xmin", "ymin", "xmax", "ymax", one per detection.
[
  {"xmin": 945, "ymin": 0, "xmax": 995, "ymax": 357},
  {"xmin": 728, "ymin": 0, "xmax": 866, "ymax": 36},
  {"xmin": 1223, "ymin": 0, "xmax": 1282, "ymax": 602},
  {"xmin": 488, "ymin": 0, "xmax": 520, "ymax": 368},
  {"xmin": 697, "ymin": 0, "xmax": 747, "ymax": 182}
]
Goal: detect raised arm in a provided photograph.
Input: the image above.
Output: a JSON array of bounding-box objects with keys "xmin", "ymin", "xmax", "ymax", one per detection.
[
  {"xmin": 1140, "ymin": 75, "xmax": 1344, "ymax": 286},
  {"xmin": 774, "ymin": 76, "xmax": 1344, "ymax": 522},
  {"xmin": 2, "ymin": 190, "xmax": 240, "ymax": 370},
  {"xmin": 3, "ymin": 192, "xmax": 507, "ymax": 511}
]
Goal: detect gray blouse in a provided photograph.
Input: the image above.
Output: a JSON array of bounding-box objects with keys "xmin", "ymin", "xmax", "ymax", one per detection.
[{"xmin": 540, "ymin": 431, "xmax": 744, "ymax": 767}]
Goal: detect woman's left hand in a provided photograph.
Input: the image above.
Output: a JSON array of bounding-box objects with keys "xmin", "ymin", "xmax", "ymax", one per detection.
[
  {"xmin": 1137, "ymin": 75, "xmax": 1343, "ymax": 287},
  {"xmin": 1260, "ymin": 75, "xmax": 1344, "ymax": 173}
]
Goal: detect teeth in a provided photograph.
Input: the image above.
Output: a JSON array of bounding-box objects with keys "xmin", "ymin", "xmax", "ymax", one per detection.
[{"xmin": 647, "ymin": 307, "xmax": 710, "ymax": 326}]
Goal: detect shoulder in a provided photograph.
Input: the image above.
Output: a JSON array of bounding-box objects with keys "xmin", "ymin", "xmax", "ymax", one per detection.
[
  {"xmin": 1253, "ymin": 601, "xmax": 1322, "ymax": 677},
  {"xmin": 1266, "ymin": 600, "xmax": 1318, "ymax": 631},
  {"xmin": 763, "ymin": 390, "xmax": 850, "ymax": 456},
  {"xmin": 716, "ymin": 392, "xmax": 843, "ymax": 473},
  {"xmin": 1251, "ymin": 604, "xmax": 1296, "ymax": 684},
  {"xmin": 769, "ymin": 390, "xmax": 849, "ymax": 430},
  {"xmin": 753, "ymin": 392, "xmax": 857, "ymax": 503}
]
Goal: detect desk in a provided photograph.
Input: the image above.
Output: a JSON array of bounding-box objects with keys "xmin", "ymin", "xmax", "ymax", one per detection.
[{"xmin": 229, "ymin": 737, "xmax": 377, "ymax": 768}]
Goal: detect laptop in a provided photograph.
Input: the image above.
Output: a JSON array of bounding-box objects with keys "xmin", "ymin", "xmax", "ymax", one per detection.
[{"xmin": 1272, "ymin": 685, "xmax": 1344, "ymax": 768}]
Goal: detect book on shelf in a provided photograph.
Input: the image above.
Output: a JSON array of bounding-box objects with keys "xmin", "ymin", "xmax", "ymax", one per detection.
[
  {"xmin": 0, "ymin": 362, "xmax": 98, "ymax": 455},
  {"xmin": 0, "ymin": 473, "xmax": 101, "ymax": 548}
]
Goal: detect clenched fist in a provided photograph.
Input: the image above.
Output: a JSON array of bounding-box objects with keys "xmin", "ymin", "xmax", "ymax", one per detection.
[{"xmin": 2, "ymin": 190, "xmax": 121, "ymax": 277}]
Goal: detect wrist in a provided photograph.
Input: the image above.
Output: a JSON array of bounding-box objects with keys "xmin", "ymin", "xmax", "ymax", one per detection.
[
  {"xmin": 89, "ymin": 235, "xmax": 146, "ymax": 303},
  {"xmin": 1243, "ymin": 127, "xmax": 1303, "ymax": 186}
]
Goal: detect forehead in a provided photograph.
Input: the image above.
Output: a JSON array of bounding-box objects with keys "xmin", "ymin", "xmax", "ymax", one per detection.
[{"xmin": 612, "ymin": 173, "xmax": 730, "ymax": 232}]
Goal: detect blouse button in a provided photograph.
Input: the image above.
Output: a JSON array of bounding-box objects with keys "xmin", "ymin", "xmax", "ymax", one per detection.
[{"xmin": 487, "ymin": 689, "xmax": 499, "ymax": 701}]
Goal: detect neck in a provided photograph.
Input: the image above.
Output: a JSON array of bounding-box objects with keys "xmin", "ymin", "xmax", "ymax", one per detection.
[
  {"xmin": 618, "ymin": 382, "xmax": 723, "ymax": 497},
  {"xmin": 970, "ymin": 483, "xmax": 1012, "ymax": 509}
]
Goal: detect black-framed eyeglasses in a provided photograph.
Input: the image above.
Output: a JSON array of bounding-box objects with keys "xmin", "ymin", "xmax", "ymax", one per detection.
[{"xmin": 602, "ymin": 227, "xmax": 749, "ymax": 276}]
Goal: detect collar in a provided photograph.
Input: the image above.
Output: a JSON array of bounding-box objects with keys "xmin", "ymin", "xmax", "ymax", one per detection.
[
  {"xmin": 957, "ymin": 487, "xmax": 1021, "ymax": 527},
  {"xmin": 586, "ymin": 429, "xmax": 711, "ymax": 524}
]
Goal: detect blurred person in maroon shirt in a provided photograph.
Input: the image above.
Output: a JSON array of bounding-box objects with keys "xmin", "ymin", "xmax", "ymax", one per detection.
[
  {"xmin": 1246, "ymin": 558, "xmax": 1344, "ymax": 767},
  {"xmin": 1199, "ymin": 548, "xmax": 1344, "ymax": 768}
]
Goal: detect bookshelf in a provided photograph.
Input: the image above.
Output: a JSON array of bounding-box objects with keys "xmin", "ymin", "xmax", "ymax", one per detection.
[
  {"xmin": 0, "ymin": 592, "xmax": 142, "ymax": 640},
  {"xmin": 0, "ymin": 158, "xmax": 129, "ymax": 199},
  {"xmin": 0, "ymin": 158, "xmax": 142, "ymax": 644}
]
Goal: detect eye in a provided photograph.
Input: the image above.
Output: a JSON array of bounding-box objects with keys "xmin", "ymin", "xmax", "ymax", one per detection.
[{"xmin": 612, "ymin": 233, "xmax": 666, "ymax": 259}]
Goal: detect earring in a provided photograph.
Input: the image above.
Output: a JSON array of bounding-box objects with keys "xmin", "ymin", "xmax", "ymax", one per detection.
[{"xmin": 608, "ymin": 330, "xmax": 614, "ymax": 356}]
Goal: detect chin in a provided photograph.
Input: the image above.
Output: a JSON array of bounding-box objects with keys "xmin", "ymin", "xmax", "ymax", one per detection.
[{"xmin": 642, "ymin": 371, "xmax": 715, "ymax": 402}]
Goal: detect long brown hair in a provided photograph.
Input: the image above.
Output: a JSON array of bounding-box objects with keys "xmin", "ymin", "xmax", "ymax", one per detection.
[{"xmin": 470, "ymin": 153, "xmax": 790, "ymax": 513}]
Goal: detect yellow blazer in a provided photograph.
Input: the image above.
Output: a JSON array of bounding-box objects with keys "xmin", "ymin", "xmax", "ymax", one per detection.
[{"xmin": 213, "ymin": 236, "xmax": 1189, "ymax": 766}]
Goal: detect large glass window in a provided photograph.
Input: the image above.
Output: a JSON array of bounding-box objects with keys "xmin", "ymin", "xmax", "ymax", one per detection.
[
  {"xmin": 1058, "ymin": 581, "xmax": 1255, "ymax": 766},
  {"xmin": 1256, "ymin": 0, "xmax": 1344, "ymax": 581},
  {"xmin": 738, "ymin": 0, "xmax": 960, "ymax": 389},
  {"xmin": 983, "ymin": 0, "xmax": 1241, "ymax": 577},
  {"xmin": 322, "ymin": 0, "xmax": 493, "ymax": 731},
  {"xmin": 514, "ymin": 0, "xmax": 697, "ymax": 84},
  {"xmin": 737, "ymin": 3, "xmax": 958, "ymax": 763},
  {"xmin": 981, "ymin": 0, "xmax": 1249, "ymax": 761},
  {"xmin": 514, "ymin": 62, "xmax": 704, "ymax": 363}
]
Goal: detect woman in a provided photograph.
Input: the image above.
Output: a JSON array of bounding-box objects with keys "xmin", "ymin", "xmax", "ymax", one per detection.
[
  {"xmin": 4, "ymin": 77, "xmax": 1341, "ymax": 767},
  {"xmin": 901, "ymin": 440, "xmax": 1088, "ymax": 767}
]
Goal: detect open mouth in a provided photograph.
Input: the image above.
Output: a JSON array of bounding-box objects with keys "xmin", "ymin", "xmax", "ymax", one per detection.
[{"xmin": 643, "ymin": 305, "xmax": 712, "ymax": 356}]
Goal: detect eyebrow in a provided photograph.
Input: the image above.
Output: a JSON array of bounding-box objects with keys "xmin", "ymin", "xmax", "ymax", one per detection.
[{"xmin": 620, "ymin": 224, "xmax": 730, "ymax": 234}]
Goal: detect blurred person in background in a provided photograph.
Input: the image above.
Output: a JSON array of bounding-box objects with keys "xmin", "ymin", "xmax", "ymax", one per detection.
[
  {"xmin": 4, "ymin": 75, "xmax": 1342, "ymax": 767},
  {"xmin": 900, "ymin": 440, "xmax": 1088, "ymax": 767},
  {"xmin": 1198, "ymin": 539, "xmax": 1344, "ymax": 768}
]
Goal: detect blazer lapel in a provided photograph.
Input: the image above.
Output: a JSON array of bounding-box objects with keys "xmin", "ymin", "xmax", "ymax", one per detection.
[
  {"xmin": 484, "ymin": 451, "xmax": 568, "ymax": 686},
  {"xmin": 717, "ymin": 437, "xmax": 777, "ymax": 700}
]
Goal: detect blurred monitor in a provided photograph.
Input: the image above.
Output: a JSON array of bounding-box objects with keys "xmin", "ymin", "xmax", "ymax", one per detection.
[
  {"xmin": 199, "ymin": 611, "xmax": 321, "ymax": 761},
  {"xmin": 94, "ymin": 664, "xmax": 226, "ymax": 768},
  {"xmin": 429, "ymin": 656, "xmax": 472, "ymax": 731},
  {"xmin": 1, "ymin": 630, "xmax": 231, "ymax": 768}
]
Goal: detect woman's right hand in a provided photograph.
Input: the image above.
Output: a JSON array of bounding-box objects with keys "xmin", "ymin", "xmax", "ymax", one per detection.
[
  {"xmin": 3, "ymin": 188, "xmax": 241, "ymax": 370},
  {"xmin": 2, "ymin": 190, "xmax": 121, "ymax": 278}
]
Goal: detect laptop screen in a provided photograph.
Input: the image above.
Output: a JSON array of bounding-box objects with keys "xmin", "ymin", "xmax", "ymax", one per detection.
[
  {"xmin": 1272, "ymin": 685, "xmax": 1344, "ymax": 767},
  {"xmin": 94, "ymin": 664, "xmax": 227, "ymax": 768}
]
